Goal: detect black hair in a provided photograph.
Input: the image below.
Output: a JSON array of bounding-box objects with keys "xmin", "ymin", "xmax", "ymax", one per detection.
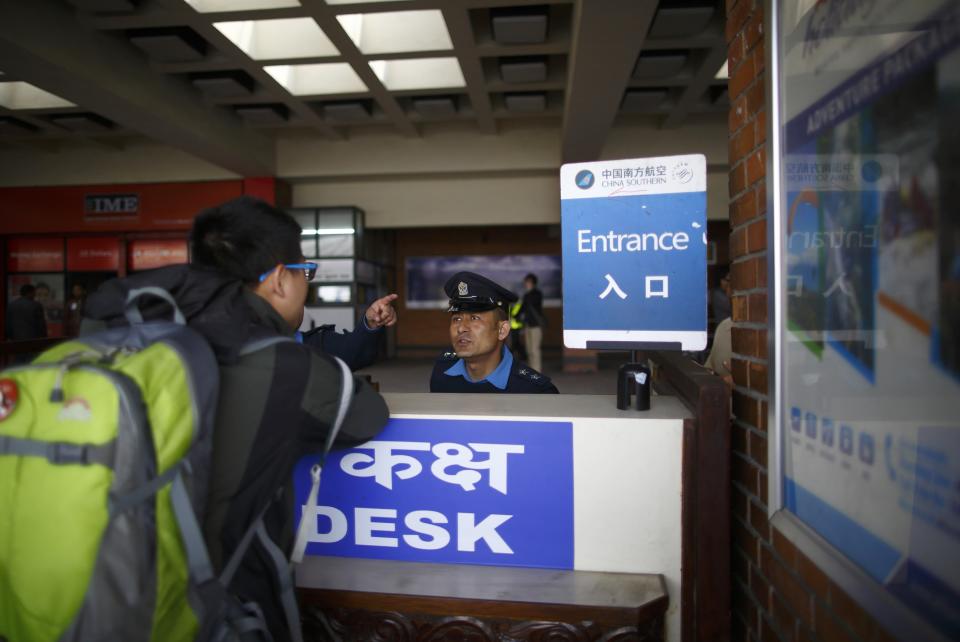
[
  {"xmin": 494, "ymin": 307, "xmax": 508, "ymax": 322},
  {"xmin": 19, "ymin": 284, "xmax": 36, "ymax": 297},
  {"xmin": 524, "ymin": 273, "xmax": 538, "ymax": 285},
  {"xmin": 190, "ymin": 196, "xmax": 302, "ymax": 283}
]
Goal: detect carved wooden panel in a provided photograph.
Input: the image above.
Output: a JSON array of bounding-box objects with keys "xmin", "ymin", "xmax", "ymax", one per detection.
[{"xmin": 301, "ymin": 604, "xmax": 663, "ymax": 642}]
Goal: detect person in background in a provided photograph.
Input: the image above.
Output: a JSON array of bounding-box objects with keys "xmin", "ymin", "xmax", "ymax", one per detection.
[
  {"xmin": 65, "ymin": 283, "xmax": 87, "ymax": 337},
  {"xmin": 517, "ymin": 272, "xmax": 545, "ymax": 372},
  {"xmin": 711, "ymin": 271, "xmax": 731, "ymax": 322},
  {"xmin": 5, "ymin": 284, "xmax": 47, "ymax": 341},
  {"xmin": 431, "ymin": 271, "xmax": 557, "ymax": 394},
  {"xmin": 509, "ymin": 299, "xmax": 528, "ymax": 363}
]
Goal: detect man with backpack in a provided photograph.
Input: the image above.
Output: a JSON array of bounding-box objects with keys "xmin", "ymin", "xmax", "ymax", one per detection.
[{"xmin": 82, "ymin": 197, "xmax": 390, "ymax": 640}]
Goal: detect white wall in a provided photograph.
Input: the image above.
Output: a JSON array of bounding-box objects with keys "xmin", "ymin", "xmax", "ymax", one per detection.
[
  {"xmin": 0, "ymin": 117, "xmax": 729, "ymax": 227},
  {"xmin": 287, "ymin": 117, "xmax": 730, "ymax": 226},
  {"xmin": 0, "ymin": 139, "xmax": 238, "ymax": 186}
]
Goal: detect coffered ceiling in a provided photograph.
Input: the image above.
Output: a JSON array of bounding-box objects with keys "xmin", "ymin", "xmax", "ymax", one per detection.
[{"xmin": 0, "ymin": 0, "xmax": 728, "ymax": 175}]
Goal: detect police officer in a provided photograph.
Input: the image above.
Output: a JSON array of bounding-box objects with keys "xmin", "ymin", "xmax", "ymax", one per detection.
[{"xmin": 430, "ymin": 271, "xmax": 558, "ymax": 394}]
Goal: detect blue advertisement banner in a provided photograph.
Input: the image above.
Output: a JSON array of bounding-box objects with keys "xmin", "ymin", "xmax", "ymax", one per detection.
[
  {"xmin": 405, "ymin": 255, "xmax": 562, "ymax": 309},
  {"xmin": 293, "ymin": 417, "xmax": 574, "ymax": 569},
  {"xmin": 776, "ymin": 1, "xmax": 960, "ymax": 637}
]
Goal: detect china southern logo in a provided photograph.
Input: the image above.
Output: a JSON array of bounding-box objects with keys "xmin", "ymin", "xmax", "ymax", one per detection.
[{"xmin": 575, "ymin": 170, "xmax": 595, "ymax": 189}]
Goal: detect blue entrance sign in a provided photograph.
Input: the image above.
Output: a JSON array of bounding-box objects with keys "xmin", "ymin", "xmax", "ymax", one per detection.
[
  {"xmin": 293, "ymin": 417, "xmax": 574, "ymax": 569},
  {"xmin": 560, "ymin": 154, "xmax": 708, "ymax": 350}
]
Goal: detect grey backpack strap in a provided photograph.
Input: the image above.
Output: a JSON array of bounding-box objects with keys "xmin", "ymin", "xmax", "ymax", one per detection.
[
  {"xmin": 124, "ymin": 287, "xmax": 185, "ymax": 326},
  {"xmin": 290, "ymin": 356, "xmax": 353, "ymax": 564},
  {"xmin": 238, "ymin": 335, "xmax": 295, "ymax": 357},
  {"xmin": 170, "ymin": 470, "xmax": 216, "ymax": 586},
  {"xmin": 255, "ymin": 523, "xmax": 305, "ymax": 642},
  {"xmin": 219, "ymin": 490, "xmax": 280, "ymax": 586}
]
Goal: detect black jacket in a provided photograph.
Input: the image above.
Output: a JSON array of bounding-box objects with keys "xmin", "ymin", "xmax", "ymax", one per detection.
[
  {"xmin": 518, "ymin": 287, "xmax": 545, "ymax": 328},
  {"xmin": 5, "ymin": 296, "xmax": 46, "ymax": 340},
  {"xmin": 85, "ymin": 265, "xmax": 389, "ymax": 641}
]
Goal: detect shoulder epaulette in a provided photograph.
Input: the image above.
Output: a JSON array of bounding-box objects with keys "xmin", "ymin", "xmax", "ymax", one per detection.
[
  {"xmin": 516, "ymin": 366, "xmax": 550, "ymax": 384},
  {"xmin": 301, "ymin": 324, "xmax": 336, "ymax": 338}
]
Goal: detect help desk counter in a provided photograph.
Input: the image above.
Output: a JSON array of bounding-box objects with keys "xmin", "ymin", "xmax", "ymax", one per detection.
[{"xmin": 291, "ymin": 365, "xmax": 730, "ymax": 642}]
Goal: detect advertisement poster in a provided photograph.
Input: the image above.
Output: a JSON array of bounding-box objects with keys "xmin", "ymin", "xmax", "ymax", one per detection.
[
  {"xmin": 127, "ymin": 239, "xmax": 188, "ymax": 271},
  {"xmin": 777, "ymin": 1, "xmax": 960, "ymax": 637},
  {"xmin": 6, "ymin": 238, "xmax": 64, "ymax": 273},
  {"xmin": 66, "ymin": 237, "xmax": 120, "ymax": 272},
  {"xmin": 405, "ymin": 255, "xmax": 562, "ymax": 310}
]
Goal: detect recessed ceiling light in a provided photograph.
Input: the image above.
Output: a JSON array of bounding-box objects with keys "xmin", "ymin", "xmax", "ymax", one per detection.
[
  {"xmin": 369, "ymin": 57, "xmax": 464, "ymax": 91},
  {"xmin": 0, "ymin": 82, "xmax": 75, "ymax": 110},
  {"xmin": 715, "ymin": 60, "xmax": 728, "ymax": 79},
  {"xmin": 215, "ymin": 17, "xmax": 338, "ymax": 60},
  {"xmin": 264, "ymin": 63, "xmax": 367, "ymax": 95},
  {"xmin": 337, "ymin": 10, "xmax": 452, "ymax": 54},
  {"xmin": 186, "ymin": 0, "xmax": 300, "ymax": 11}
]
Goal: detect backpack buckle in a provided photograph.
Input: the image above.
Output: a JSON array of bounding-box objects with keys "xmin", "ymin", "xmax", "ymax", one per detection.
[{"xmin": 48, "ymin": 442, "xmax": 88, "ymax": 465}]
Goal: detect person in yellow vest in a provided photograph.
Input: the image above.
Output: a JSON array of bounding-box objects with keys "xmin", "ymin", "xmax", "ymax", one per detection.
[{"xmin": 509, "ymin": 299, "xmax": 528, "ymax": 363}]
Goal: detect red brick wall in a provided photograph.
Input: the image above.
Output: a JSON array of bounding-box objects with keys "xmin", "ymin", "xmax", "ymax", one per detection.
[{"xmin": 725, "ymin": 2, "xmax": 897, "ymax": 641}]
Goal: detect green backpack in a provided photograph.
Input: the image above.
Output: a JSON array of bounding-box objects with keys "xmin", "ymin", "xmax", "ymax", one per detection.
[{"xmin": 0, "ymin": 288, "xmax": 285, "ymax": 642}]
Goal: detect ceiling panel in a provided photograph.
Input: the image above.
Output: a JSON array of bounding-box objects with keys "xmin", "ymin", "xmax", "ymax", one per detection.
[{"xmin": 0, "ymin": 0, "xmax": 726, "ymax": 159}]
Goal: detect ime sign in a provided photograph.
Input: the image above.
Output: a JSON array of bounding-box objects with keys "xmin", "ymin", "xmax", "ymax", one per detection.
[
  {"xmin": 560, "ymin": 154, "xmax": 708, "ymax": 351},
  {"xmin": 84, "ymin": 193, "xmax": 139, "ymax": 218},
  {"xmin": 293, "ymin": 417, "xmax": 574, "ymax": 569}
]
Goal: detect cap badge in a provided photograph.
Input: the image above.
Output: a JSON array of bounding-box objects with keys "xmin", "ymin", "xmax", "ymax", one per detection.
[{"xmin": 458, "ymin": 281, "xmax": 468, "ymax": 296}]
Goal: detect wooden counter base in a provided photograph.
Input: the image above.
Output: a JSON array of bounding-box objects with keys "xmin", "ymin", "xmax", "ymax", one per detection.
[{"xmin": 297, "ymin": 557, "xmax": 669, "ymax": 641}]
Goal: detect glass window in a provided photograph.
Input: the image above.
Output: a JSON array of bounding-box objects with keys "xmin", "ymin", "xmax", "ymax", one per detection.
[
  {"xmin": 315, "ymin": 285, "xmax": 351, "ymax": 303},
  {"xmin": 314, "ymin": 259, "xmax": 354, "ymax": 282},
  {"xmin": 318, "ymin": 234, "xmax": 354, "ymax": 257}
]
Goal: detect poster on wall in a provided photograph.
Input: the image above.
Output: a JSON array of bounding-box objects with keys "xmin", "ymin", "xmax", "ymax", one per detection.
[
  {"xmin": 127, "ymin": 239, "xmax": 188, "ymax": 271},
  {"xmin": 774, "ymin": 1, "xmax": 960, "ymax": 639},
  {"xmin": 66, "ymin": 237, "xmax": 120, "ymax": 272},
  {"xmin": 405, "ymin": 255, "xmax": 562, "ymax": 310},
  {"xmin": 7, "ymin": 238, "xmax": 64, "ymax": 273}
]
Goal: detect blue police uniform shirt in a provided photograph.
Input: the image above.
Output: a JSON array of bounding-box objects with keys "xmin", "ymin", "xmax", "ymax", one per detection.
[
  {"xmin": 443, "ymin": 344, "xmax": 513, "ymax": 389},
  {"xmin": 430, "ymin": 346, "xmax": 558, "ymax": 394}
]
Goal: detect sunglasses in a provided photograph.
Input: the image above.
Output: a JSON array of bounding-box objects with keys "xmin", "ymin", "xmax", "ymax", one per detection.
[{"xmin": 258, "ymin": 262, "xmax": 318, "ymax": 283}]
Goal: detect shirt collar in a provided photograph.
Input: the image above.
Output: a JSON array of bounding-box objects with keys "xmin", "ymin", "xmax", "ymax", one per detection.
[{"xmin": 444, "ymin": 344, "xmax": 513, "ymax": 390}]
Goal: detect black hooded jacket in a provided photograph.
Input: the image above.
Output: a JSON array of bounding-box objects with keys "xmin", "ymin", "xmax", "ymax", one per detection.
[{"xmin": 85, "ymin": 265, "xmax": 389, "ymax": 641}]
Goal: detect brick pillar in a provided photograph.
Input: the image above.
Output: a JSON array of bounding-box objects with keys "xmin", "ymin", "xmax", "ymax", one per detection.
[{"xmin": 725, "ymin": 2, "xmax": 897, "ymax": 641}]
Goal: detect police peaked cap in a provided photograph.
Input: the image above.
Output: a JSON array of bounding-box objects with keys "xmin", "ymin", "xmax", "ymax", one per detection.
[{"xmin": 444, "ymin": 271, "xmax": 518, "ymax": 314}]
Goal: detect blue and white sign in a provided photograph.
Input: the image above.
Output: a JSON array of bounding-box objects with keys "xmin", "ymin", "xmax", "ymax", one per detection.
[
  {"xmin": 294, "ymin": 418, "xmax": 574, "ymax": 569},
  {"xmin": 560, "ymin": 154, "xmax": 708, "ymax": 350}
]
